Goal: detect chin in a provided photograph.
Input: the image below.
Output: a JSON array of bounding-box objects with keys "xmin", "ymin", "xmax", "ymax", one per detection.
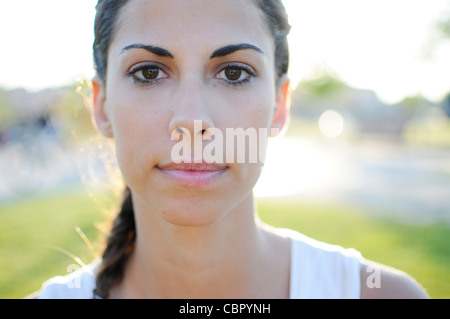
[{"xmin": 159, "ymin": 204, "xmax": 227, "ymax": 227}]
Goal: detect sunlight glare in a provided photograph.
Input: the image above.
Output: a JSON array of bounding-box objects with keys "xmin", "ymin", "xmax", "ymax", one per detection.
[
  {"xmin": 318, "ymin": 110, "xmax": 344, "ymax": 139},
  {"xmin": 254, "ymin": 137, "xmax": 352, "ymax": 198}
]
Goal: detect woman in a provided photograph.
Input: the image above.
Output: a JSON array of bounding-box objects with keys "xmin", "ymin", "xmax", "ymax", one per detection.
[{"xmin": 38, "ymin": 0, "xmax": 428, "ymax": 299}]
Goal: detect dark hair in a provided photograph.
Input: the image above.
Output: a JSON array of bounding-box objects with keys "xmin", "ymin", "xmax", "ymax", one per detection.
[{"xmin": 92, "ymin": 0, "xmax": 291, "ymax": 298}]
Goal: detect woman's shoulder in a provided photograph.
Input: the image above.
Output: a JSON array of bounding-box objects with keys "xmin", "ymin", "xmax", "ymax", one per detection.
[
  {"xmin": 276, "ymin": 227, "xmax": 363, "ymax": 259},
  {"xmin": 360, "ymin": 259, "xmax": 430, "ymax": 299},
  {"xmin": 276, "ymin": 228, "xmax": 429, "ymax": 299},
  {"xmin": 276, "ymin": 228, "xmax": 363, "ymax": 298},
  {"xmin": 36, "ymin": 259, "xmax": 100, "ymax": 299}
]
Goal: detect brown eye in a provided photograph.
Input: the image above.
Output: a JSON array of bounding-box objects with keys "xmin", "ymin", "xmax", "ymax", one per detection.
[
  {"xmin": 216, "ymin": 65, "xmax": 255, "ymax": 86},
  {"xmin": 141, "ymin": 67, "xmax": 160, "ymax": 80},
  {"xmin": 224, "ymin": 68, "xmax": 242, "ymax": 81},
  {"xmin": 129, "ymin": 64, "xmax": 169, "ymax": 84}
]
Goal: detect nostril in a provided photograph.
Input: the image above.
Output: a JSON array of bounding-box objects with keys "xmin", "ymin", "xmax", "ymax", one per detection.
[
  {"xmin": 171, "ymin": 127, "xmax": 190, "ymax": 141},
  {"xmin": 201, "ymin": 127, "xmax": 216, "ymax": 141}
]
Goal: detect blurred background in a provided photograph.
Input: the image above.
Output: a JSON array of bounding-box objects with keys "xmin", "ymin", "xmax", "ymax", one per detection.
[{"xmin": 0, "ymin": 0, "xmax": 449, "ymax": 298}]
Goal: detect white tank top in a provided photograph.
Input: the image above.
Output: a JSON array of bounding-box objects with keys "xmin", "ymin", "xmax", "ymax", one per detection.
[
  {"xmin": 37, "ymin": 228, "xmax": 363, "ymax": 299},
  {"xmin": 279, "ymin": 228, "xmax": 362, "ymax": 299}
]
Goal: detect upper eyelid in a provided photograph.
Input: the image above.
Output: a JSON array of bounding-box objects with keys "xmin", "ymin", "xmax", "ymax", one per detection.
[
  {"xmin": 126, "ymin": 63, "xmax": 169, "ymax": 86},
  {"xmin": 215, "ymin": 65, "xmax": 256, "ymax": 87},
  {"xmin": 128, "ymin": 62, "xmax": 168, "ymax": 74},
  {"xmin": 215, "ymin": 62, "xmax": 257, "ymax": 76}
]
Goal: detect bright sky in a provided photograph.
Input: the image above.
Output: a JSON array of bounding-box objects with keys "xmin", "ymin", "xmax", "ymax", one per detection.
[{"xmin": 0, "ymin": 0, "xmax": 449, "ymax": 104}]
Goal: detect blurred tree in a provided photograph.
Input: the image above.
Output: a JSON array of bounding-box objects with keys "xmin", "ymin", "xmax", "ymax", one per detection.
[
  {"xmin": 401, "ymin": 94, "xmax": 434, "ymax": 116},
  {"xmin": 436, "ymin": 5, "xmax": 450, "ymax": 117},
  {"xmin": 298, "ymin": 71, "xmax": 347, "ymax": 98}
]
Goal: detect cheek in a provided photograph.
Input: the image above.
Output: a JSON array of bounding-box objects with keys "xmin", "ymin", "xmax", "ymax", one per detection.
[
  {"xmin": 106, "ymin": 91, "xmax": 169, "ymax": 179},
  {"xmin": 215, "ymin": 85, "xmax": 275, "ymax": 130}
]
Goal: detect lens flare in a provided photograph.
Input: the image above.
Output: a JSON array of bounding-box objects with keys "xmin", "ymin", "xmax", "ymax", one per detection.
[{"xmin": 319, "ymin": 110, "xmax": 344, "ymax": 139}]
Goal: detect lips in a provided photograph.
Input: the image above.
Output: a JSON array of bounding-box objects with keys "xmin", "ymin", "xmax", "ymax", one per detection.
[{"xmin": 157, "ymin": 162, "xmax": 228, "ymax": 187}]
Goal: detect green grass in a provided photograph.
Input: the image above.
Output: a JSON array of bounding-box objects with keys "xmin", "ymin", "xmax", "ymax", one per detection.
[
  {"xmin": 0, "ymin": 188, "xmax": 108, "ymax": 299},
  {"xmin": 0, "ymin": 190, "xmax": 449, "ymax": 298}
]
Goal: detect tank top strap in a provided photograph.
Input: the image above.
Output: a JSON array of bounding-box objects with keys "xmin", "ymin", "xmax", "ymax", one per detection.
[{"xmin": 277, "ymin": 228, "xmax": 362, "ymax": 299}]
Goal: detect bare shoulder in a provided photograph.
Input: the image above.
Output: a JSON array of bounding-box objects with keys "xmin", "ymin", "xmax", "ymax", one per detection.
[{"xmin": 360, "ymin": 259, "xmax": 430, "ymax": 299}]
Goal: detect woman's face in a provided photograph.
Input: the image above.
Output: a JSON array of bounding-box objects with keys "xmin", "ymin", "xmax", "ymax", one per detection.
[{"xmin": 93, "ymin": 0, "xmax": 289, "ymax": 226}]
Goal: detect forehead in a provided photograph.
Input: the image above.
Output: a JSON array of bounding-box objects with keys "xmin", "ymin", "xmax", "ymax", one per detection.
[{"xmin": 111, "ymin": 0, "xmax": 273, "ymax": 56}]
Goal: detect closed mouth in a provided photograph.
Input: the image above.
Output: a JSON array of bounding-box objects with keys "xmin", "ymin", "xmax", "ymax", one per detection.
[{"xmin": 157, "ymin": 162, "xmax": 228, "ymax": 187}]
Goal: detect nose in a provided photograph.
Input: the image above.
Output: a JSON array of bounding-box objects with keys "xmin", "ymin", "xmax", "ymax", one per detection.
[{"xmin": 168, "ymin": 78, "xmax": 215, "ymax": 141}]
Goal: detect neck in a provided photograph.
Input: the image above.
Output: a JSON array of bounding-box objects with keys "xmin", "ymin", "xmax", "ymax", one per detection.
[{"xmin": 115, "ymin": 192, "xmax": 275, "ymax": 298}]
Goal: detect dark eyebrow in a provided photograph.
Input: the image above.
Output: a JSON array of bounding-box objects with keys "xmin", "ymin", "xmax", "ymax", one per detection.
[
  {"xmin": 121, "ymin": 44, "xmax": 174, "ymax": 58},
  {"xmin": 210, "ymin": 43, "xmax": 264, "ymax": 59}
]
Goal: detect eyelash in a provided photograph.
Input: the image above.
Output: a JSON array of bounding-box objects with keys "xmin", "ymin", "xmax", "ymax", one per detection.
[
  {"xmin": 216, "ymin": 64, "xmax": 256, "ymax": 87},
  {"xmin": 127, "ymin": 63, "xmax": 257, "ymax": 87},
  {"xmin": 128, "ymin": 63, "xmax": 168, "ymax": 86}
]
